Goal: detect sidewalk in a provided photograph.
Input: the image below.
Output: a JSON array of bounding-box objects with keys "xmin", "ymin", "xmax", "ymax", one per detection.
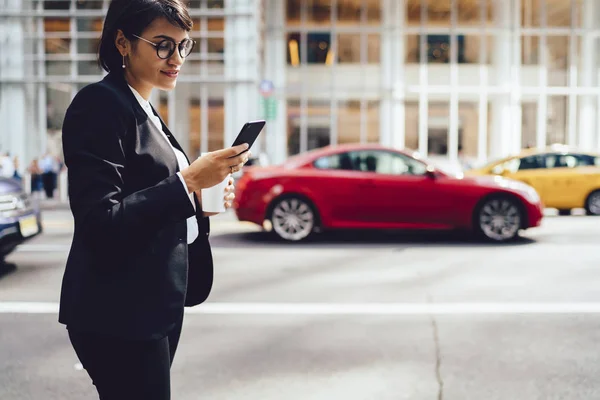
[
  {"xmin": 39, "ymin": 203, "xmax": 260, "ymax": 236},
  {"xmin": 39, "ymin": 198, "xmax": 70, "ymax": 211}
]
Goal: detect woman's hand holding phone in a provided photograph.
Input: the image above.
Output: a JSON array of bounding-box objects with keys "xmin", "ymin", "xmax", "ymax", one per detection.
[{"xmin": 181, "ymin": 143, "xmax": 249, "ymax": 193}]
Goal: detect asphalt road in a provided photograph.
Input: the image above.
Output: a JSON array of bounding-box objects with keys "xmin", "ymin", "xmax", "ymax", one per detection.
[{"xmin": 1, "ymin": 209, "xmax": 600, "ymax": 400}]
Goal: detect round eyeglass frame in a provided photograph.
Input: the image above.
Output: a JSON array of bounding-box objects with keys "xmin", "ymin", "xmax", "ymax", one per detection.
[{"xmin": 132, "ymin": 34, "xmax": 196, "ymax": 60}]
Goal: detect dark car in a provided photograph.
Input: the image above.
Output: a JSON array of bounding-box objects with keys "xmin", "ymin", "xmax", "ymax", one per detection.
[{"xmin": 0, "ymin": 178, "xmax": 42, "ymax": 259}]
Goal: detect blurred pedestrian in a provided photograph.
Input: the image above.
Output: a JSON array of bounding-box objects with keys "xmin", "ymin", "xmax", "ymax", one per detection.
[
  {"xmin": 39, "ymin": 152, "xmax": 59, "ymax": 198},
  {"xmin": 27, "ymin": 158, "xmax": 43, "ymax": 196},
  {"xmin": 12, "ymin": 155, "xmax": 22, "ymax": 182},
  {"xmin": 58, "ymin": 1, "xmax": 250, "ymax": 399},
  {"xmin": 0, "ymin": 152, "xmax": 15, "ymax": 179}
]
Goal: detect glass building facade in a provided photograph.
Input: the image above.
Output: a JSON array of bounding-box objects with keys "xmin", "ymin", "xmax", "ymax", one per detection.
[
  {"xmin": 0, "ymin": 0, "xmax": 259, "ymax": 167},
  {"xmin": 1, "ymin": 0, "xmax": 600, "ymax": 173}
]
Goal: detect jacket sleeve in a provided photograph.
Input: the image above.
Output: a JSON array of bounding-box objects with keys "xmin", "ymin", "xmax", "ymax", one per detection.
[
  {"xmin": 186, "ymin": 209, "xmax": 213, "ymax": 306},
  {"xmin": 193, "ymin": 194, "xmax": 211, "ymax": 238},
  {"xmin": 62, "ymin": 84, "xmax": 196, "ymax": 255}
]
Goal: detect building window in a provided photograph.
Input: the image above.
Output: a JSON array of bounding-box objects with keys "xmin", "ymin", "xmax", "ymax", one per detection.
[
  {"xmin": 308, "ymin": 33, "xmax": 331, "ymax": 63},
  {"xmin": 307, "ymin": 0, "xmax": 332, "ymax": 25},
  {"xmin": 44, "ymin": 1, "xmax": 70, "ymax": 10},
  {"xmin": 337, "ymin": 34, "xmax": 380, "ymax": 64},
  {"xmin": 189, "ymin": 0, "xmax": 224, "ymax": 8},
  {"xmin": 419, "ymin": 35, "xmax": 466, "ymax": 64},
  {"xmin": 75, "ymin": 0, "xmax": 103, "ymax": 9},
  {"xmin": 287, "ymin": 32, "xmax": 332, "ymax": 65}
]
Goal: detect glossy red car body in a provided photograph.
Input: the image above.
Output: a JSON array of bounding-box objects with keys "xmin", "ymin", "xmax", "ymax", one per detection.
[{"xmin": 233, "ymin": 144, "xmax": 543, "ymax": 238}]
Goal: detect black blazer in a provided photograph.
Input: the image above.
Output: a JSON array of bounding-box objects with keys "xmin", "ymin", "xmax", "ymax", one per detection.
[{"xmin": 59, "ymin": 72, "xmax": 213, "ymax": 340}]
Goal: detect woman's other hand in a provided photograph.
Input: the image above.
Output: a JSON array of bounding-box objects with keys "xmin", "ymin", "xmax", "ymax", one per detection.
[
  {"xmin": 200, "ymin": 175, "xmax": 235, "ymax": 217},
  {"xmin": 223, "ymin": 175, "xmax": 235, "ymax": 209}
]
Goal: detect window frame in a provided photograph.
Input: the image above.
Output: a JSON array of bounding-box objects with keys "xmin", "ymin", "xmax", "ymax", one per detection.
[{"xmin": 313, "ymin": 149, "xmax": 429, "ymax": 177}]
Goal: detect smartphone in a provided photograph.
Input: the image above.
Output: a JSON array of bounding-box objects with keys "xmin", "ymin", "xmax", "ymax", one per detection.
[{"xmin": 231, "ymin": 120, "xmax": 266, "ymax": 156}]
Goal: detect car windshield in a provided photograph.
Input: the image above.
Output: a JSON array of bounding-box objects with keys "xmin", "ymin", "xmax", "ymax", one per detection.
[
  {"xmin": 418, "ymin": 155, "xmax": 463, "ymax": 176},
  {"xmin": 281, "ymin": 148, "xmax": 330, "ymax": 169}
]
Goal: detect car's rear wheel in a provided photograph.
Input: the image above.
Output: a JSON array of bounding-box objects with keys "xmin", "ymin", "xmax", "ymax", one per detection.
[
  {"xmin": 474, "ymin": 196, "xmax": 523, "ymax": 242},
  {"xmin": 269, "ymin": 196, "xmax": 317, "ymax": 241},
  {"xmin": 585, "ymin": 190, "xmax": 600, "ymax": 216}
]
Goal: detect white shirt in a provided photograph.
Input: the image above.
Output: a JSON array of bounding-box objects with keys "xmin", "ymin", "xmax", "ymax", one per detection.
[
  {"xmin": 39, "ymin": 155, "xmax": 59, "ymax": 174},
  {"xmin": 128, "ymin": 85, "xmax": 199, "ymax": 244}
]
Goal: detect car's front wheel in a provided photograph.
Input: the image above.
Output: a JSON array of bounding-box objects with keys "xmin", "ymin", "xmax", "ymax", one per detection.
[
  {"xmin": 585, "ymin": 190, "xmax": 600, "ymax": 216},
  {"xmin": 269, "ymin": 196, "xmax": 317, "ymax": 242},
  {"xmin": 475, "ymin": 196, "xmax": 523, "ymax": 242}
]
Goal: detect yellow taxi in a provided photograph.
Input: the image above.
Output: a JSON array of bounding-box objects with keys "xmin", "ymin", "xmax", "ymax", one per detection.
[{"xmin": 466, "ymin": 144, "xmax": 600, "ymax": 215}]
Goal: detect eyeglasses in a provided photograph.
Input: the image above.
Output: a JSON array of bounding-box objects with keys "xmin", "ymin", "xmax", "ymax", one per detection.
[{"xmin": 132, "ymin": 34, "xmax": 196, "ymax": 60}]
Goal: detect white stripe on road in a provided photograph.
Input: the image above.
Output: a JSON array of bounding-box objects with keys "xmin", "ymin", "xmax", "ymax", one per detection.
[
  {"xmin": 185, "ymin": 302, "xmax": 600, "ymax": 315},
  {"xmin": 16, "ymin": 244, "xmax": 71, "ymax": 252},
  {"xmin": 5, "ymin": 302, "xmax": 600, "ymax": 315},
  {"xmin": 0, "ymin": 302, "xmax": 60, "ymax": 313}
]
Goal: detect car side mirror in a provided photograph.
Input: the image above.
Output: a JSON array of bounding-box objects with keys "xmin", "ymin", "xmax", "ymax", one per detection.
[{"xmin": 425, "ymin": 166, "xmax": 437, "ymax": 180}]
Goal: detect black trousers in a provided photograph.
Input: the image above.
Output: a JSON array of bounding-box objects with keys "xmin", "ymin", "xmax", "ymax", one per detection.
[
  {"xmin": 41, "ymin": 172, "xmax": 56, "ymax": 198},
  {"xmin": 67, "ymin": 317, "xmax": 184, "ymax": 400}
]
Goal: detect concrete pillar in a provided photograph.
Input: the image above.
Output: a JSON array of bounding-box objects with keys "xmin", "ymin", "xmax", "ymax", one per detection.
[
  {"xmin": 0, "ymin": 0, "xmax": 30, "ymax": 175},
  {"xmin": 510, "ymin": 0, "xmax": 522, "ymax": 155},
  {"xmin": 490, "ymin": 0, "xmax": 513, "ymax": 159},
  {"xmin": 578, "ymin": 0, "xmax": 598, "ymax": 151},
  {"xmin": 597, "ymin": 69, "xmax": 600, "ymax": 152},
  {"xmin": 35, "ymin": 0, "xmax": 48, "ymax": 164},
  {"xmin": 0, "ymin": 8, "xmax": 8, "ymax": 154},
  {"xmin": 168, "ymin": 84, "xmax": 190, "ymax": 155},
  {"xmin": 224, "ymin": 0, "xmax": 261, "ymax": 155},
  {"xmin": 263, "ymin": 0, "xmax": 288, "ymax": 164},
  {"xmin": 379, "ymin": 0, "xmax": 405, "ymax": 150}
]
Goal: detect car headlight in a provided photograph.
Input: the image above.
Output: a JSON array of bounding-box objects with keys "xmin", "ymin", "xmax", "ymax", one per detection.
[
  {"xmin": 509, "ymin": 183, "xmax": 540, "ymax": 203},
  {"xmin": 0, "ymin": 192, "xmax": 32, "ymax": 217},
  {"xmin": 520, "ymin": 186, "xmax": 540, "ymax": 203},
  {"xmin": 496, "ymin": 179, "xmax": 540, "ymax": 203}
]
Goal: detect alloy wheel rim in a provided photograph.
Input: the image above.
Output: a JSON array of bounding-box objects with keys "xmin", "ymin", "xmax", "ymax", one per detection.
[
  {"xmin": 272, "ymin": 198, "xmax": 314, "ymax": 241},
  {"xmin": 479, "ymin": 199, "xmax": 521, "ymax": 241},
  {"xmin": 589, "ymin": 192, "xmax": 600, "ymax": 215}
]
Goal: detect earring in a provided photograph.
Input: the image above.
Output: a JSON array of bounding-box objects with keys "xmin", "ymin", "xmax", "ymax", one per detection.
[{"xmin": 122, "ymin": 55, "xmax": 126, "ymax": 69}]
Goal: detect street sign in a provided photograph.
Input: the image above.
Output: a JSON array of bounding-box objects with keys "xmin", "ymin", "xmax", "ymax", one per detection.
[
  {"xmin": 261, "ymin": 97, "xmax": 277, "ymax": 121},
  {"xmin": 259, "ymin": 79, "xmax": 274, "ymax": 97}
]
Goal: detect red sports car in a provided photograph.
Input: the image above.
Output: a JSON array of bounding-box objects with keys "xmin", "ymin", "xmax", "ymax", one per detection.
[{"xmin": 233, "ymin": 144, "xmax": 544, "ymax": 242}]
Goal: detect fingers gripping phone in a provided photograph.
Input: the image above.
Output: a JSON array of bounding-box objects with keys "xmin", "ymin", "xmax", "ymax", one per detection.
[{"xmin": 231, "ymin": 120, "xmax": 266, "ymax": 156}]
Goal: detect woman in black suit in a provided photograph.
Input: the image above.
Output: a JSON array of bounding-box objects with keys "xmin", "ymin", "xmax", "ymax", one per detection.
[{"xmin": 59, "ymin": 1, "xmax": 250, "ymax": 398}]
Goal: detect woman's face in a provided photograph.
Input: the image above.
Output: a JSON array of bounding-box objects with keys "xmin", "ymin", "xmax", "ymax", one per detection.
[{"xmin": 122, "ymin": 17, "xmax": 190, "ymax": 98}]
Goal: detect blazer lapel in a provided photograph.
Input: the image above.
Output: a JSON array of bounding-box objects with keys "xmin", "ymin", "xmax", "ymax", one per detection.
[
  {"xmin": 148, "ymin": 103, "xmax": 201, "ymax": 208},
  {"xmin": 104, "ymin": 73, "xmax": 180, "ymax": 174}
]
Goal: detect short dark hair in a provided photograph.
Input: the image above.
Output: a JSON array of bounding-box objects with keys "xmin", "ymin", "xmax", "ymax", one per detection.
[{"xmin": 98, "ymin": 0, "xmax": 193, "ymax": 73}]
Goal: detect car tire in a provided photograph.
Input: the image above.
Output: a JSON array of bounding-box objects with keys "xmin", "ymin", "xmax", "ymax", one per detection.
[
  {"xmin": 268, "ymin": 195, "xmax": 319, "ymax": 242},
  {"xmin": 474, "ymin": 195, "xmax": 523, "ymax": 242},
  {"xmin": 557, "ymin": 209, "xmax": 571, "ymax": 216},
  {"xmin": 585, "ymin": 190, "xmax": 600, "ymax": 216}
]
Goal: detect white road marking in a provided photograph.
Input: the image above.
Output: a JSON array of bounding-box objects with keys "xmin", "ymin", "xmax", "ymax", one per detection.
[
  {"xmin": 15, "ymin": 244, "xmax": 71, "ymax": 252},
  {"xmin": 186, "ymin": 303, "xmax": 600, "ymax": 315},
  {"xmin": 0, "ymin": 302, "xmax": 59, "ymax": 313},
  {"xmin": 4, "ymin": 301, "xmax": 600, "ymax": 315}
]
